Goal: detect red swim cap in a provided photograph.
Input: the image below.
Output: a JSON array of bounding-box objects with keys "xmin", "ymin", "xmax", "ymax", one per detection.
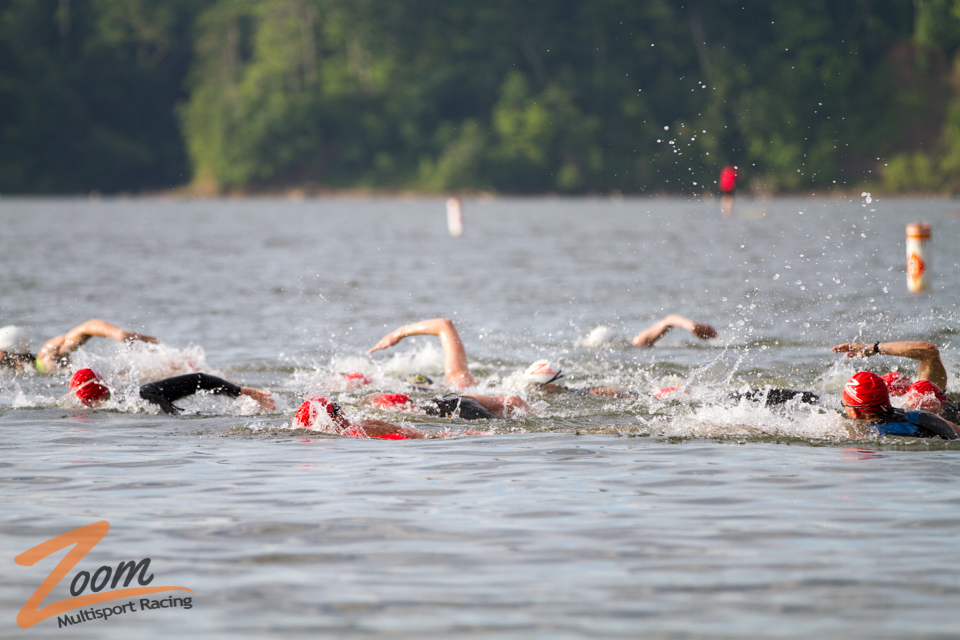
[
  {"xmin": 719, "ymin": 166, "xmax": 737, "ymax": 193},
  {"xmin": 294, "ymin": 397, "xmax": 340, "ymax": 428},
  {"xmin": 842, "ymin": 372, "xmax": 890, "ymax": 410},
  {"xmin": 654, "ymin": 386, "xmax": 689, "ymax": 399},
  {"xmin": 881, "ymin": 371, "xmax": 912, "ymax": 396},
  {"xmin": 70, "ymin": 368, "xmax": 111, "ymax": 405},
  {"xmin": 343, "ymin": 372, "xmax": 372, "ymax": 388},
  {"xmin": 371, "ymin": 393, "xmax": 411, "ymax": 409},
  {"xmin": 904, "ymin": 380, "xmax": 945, "ymax": 413}
]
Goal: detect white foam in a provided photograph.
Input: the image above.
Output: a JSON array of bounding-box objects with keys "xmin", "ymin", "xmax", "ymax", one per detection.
[
  {"xmin": 70, "ymin": 342, "xmax": 209, "ymax": 383},
  {"xmin": 658, "ymin": 398, "xmax": 849, "ymax": 440}
]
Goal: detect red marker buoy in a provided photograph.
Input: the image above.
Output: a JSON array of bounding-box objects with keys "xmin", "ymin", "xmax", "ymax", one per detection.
[
  {"xmin": 719, "ymin": 166, "xmax": 737, "ymax": 194},
  {"xmin": 719, "ymin": 165, "xmax": 737, "ymax": 219}
]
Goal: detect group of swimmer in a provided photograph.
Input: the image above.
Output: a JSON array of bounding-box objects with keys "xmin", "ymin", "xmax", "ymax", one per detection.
[{"xmin": 0, "ymin": 314, "xmax": 957, "ymax": 441}]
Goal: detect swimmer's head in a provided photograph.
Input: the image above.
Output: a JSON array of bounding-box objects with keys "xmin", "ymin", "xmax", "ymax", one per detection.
[
  {"xmin": 842, "ymin": 371, "xmax": 891, "ymax": 417},
  {"xmin": 903, "ymin": 380, "xmax": 946, "ymax": 414},
  {"xmin": 342, "ymin": 372, "xmax": 372, "ymax": 389},
  {"xmin": 70, "ymin": 368, "xmax": 111, "ymax": 406},
  {"xmin": 407, "ymin": 374, "xmax": 433, "ymax": 388},
  {"xmin": 294, "ymin": 397, "xmax": 343, "ymax": 429},
  {"xmin": 0, "ymin": 325, "xmax": 30, "ymax": 354},
  {"xmin": 654, "ymin": 386, "xmax": 689, "ymax": 399},
  {"xmin": 524, "ymin": 360, "xmax": 565, "ymax": 385},
  {"xmin": 881, "ymin": 371, "xmax": 912, "ymax": 396},
  {"xmin": 371, "ymin": 393, "xmax": 412, "ymax": 409}
]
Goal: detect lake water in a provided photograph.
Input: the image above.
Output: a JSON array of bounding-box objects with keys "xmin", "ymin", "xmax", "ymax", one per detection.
[{"xmin": 1, "ymin": 196, "xmax": 959, "ymax": 638}]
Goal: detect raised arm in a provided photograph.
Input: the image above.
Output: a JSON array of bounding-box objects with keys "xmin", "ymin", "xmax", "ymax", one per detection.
[
  {"xmin": 37, "ymin": 319, "xmax": 157, "ymax": 371},
  {"xmin": 631, "ymin": 314, "xmax": 717, "ymax": 347},
  {"xmin": 369, "ymin": 318, "xmax": 477, "ymax": 389},
  {"xmin": 140, "ymin": 373, "xmax": 274, "ymax": 414},
  {"xmin": 832, "ymin": 341, "xmax": 948, "ymax": 390}
]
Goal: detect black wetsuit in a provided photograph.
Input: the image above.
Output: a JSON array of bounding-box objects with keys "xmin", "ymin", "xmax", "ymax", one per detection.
[
  {"xmin": 139, "ymin": 373, "xmax": 243, "ymax": 415},
  {"xmin": 728, "ymin": 388, "xmax": 819, "ymax": 407},
  {"xmin": 420, "ymin": 396, "xmax": 495, "ymax": 420},
  {"xmin": 870, "ymin": 408, "xmax": 958, "ymax": 439}
]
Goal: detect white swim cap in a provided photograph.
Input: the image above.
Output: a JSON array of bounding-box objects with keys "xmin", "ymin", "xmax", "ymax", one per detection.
[
  {"xmin": 524, "ymin": 359, "xmax": 565, "ymax": 385},
  {"xmin": 580, "ymin": 325, "xmax": 619, "ymax": 348},
  {"xmin": 0, "ymin": 325, "xmax": 30, "ymax": 353}
]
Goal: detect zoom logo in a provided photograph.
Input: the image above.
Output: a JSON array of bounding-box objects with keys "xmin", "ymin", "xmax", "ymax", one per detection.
[{"xmin": 14, "ymin": 521, "xmax": 192, "ymax": 629}]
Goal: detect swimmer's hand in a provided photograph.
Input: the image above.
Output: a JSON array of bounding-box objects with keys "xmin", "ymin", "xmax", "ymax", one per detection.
[
  {"xmin": 241, "ymin": 387, "xmax": 275, "ymax": 411},
  {"xmin": 123, "ymin": 331, "xmax": 158, "ymax": 344},
  {"xmin": 664, "ymin": 314, "xmax": 716, "ymax": 339},
  {"xmin": 832, "ymin": 343, "xmax": 872, "ymax": 358},
  {"xmin": 691, "ymin": 323, "xmax": 718, "ymax": 339},
  {"xmin": 368, "ymin": 331, "xmax": 402, "ymax": 353}
]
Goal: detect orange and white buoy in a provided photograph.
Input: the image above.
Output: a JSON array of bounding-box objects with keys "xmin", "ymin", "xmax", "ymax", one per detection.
[
  {"xmin": 906, "ymin": 222, "xmax": 931, "ymax": 292},
  {"xmin": 446, "ymin": 197, "xmax": 464, "ymax": 237}
]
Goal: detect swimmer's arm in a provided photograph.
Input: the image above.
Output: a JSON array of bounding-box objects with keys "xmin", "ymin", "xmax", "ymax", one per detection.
[
  {"xmin": 140, "ymin": 374, "xmax": 274, "ymax": 413},
  {"xmin": 460, "ymin": 394, "xmax": 530, "ymax": 417},
  {"xmin": 61, "ymin": 319, "xmax": 157, "ymax": 350},
  {"xmin": 921, "ymin": 413, "xmax": 960, "ymax": 439},
  {"xmin": 946, "ymin": 418, "xmax": 960, "ymax": 439},
  {"xmin": 37, "ymin": 319, "xmax": 158, "ymax": 369},
  {"xmin": 189, "ymin": 374, "xmax": 274, "ymax": 411},
  {"xmin": 140, "ymin": 373, "xmax": 239, "ymax": 413},
  {"xmin": 354, "ymin": 419, "xmax": 427, "ymax": 439},
  {"xmin": 369, "ymin": 318, "xmax": 477, "ymax": 388},
  {"xmin": 585, "ymin": 386, "xmax": 633, "ymax": 398},
  {"xmin": 631, "ymin": 314, "xmax": 717, "ymax": 347},
  {"xmin": 832, "ymin": 341, "xmax": 947, "ymax": 389}
]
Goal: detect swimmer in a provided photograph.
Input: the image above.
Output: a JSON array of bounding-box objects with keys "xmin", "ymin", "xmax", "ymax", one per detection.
[
  {"xmin": 294, "ymin": 397, "xmax": 428, "ymax": 439},
  {"xmin": 70, "ymin": 369, "xmax": 275, "ymax": 414},
  {"xmin": 832, "ymin": 339, "xmax": 959, "ymax": 421},
  {"xmin": 900, "ymin": 379, "xmax": 960, "ymax": 423},
  {"xmin": 840, "ymin": 371, "xmax": 959, "ymax": 440},
  {"xmin": 0, "ymin": 320, "xmax": 157, "ymax": 373},
  {"xmin": 630, "ymin": 314, "xmax": 717, "ymax": 347},
  {"xmin": 523, "ymin": 360, "xmax": 635, "ymax": 397},
  {"xmin": 523, "ymin": 359, "xmax": 819, "ymax": 407},
  {"xmin": 369, "ymin": 318, "xmax": 530, "ymax": 415},
  {"xmin": 364, "ymin": 392, "xmax": 499, "ymax": 420}
]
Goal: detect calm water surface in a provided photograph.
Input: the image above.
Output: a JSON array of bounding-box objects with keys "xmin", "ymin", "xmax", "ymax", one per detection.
[{"xmin": 1, "ymin": 196, "xmax": 959, "ymax": 638}]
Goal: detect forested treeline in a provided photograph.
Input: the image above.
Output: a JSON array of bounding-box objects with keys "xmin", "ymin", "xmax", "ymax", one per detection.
[{"xmin": 2, "ymin": 0, "xmax": 959, "ymax": 194}]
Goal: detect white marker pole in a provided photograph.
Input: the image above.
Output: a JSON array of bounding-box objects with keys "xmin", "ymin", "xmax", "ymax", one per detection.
[
  {"xmin": 906, "ymin": 222, "xmax": 931, "ymax": 292},
  {"xmin": 446, "ymin": 197, "xmax": 463, "ymax": 238}
]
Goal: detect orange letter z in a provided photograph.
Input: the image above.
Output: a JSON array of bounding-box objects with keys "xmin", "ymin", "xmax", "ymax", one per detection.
[{"xmin": 15, "ymin": 521, "xmax": 192, "ymax": 629}]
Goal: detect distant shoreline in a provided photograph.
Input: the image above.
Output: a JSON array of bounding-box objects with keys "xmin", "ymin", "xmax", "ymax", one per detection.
[{"xmin": 1, "ymin": 187, "xmax": 950, "ymax": 201}]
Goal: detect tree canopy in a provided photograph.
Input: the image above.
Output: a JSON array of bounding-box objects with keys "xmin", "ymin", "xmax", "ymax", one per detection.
[{"xmin": 2, "ymin": 0, "xmax": 960, "ymax": 194}]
